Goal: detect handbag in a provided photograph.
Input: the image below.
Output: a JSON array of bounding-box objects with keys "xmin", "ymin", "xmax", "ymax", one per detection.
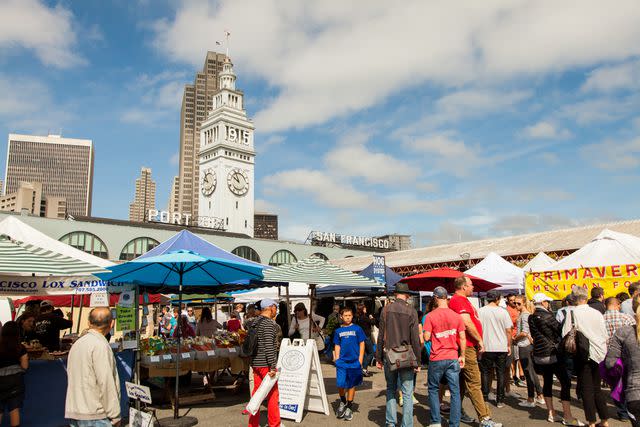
[
  {"xmin": 312, "ymin": 319, "xmax": 326, "ymax": 351},
  {"xmin": 382, "ymin": 304, "xmax": 418, "ymax": 371},
  {"xmin": 562, "ymin": 311, "xmax": 578, "ymax": 354}
]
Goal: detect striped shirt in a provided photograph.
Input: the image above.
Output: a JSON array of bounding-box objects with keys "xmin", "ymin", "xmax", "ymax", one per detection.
[{"xmin": 250, "ymin": 316, "xmax": 279, "ymax": 369}]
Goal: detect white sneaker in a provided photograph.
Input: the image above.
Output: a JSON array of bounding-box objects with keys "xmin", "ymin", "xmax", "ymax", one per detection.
[
  {"xmin": 534, "ymin": 396, "xmax": 546, "ymax": 405},
  {"xmin": 518, "ymin": 400, "xmax": 536, "ymax": 408},
  {"xmin": 506, "ymin": 391, "xmax": 521, "ymax": 398},
  {"xmin": 487, "ymin": 392, "xmax": 496, "ymax": 401}
]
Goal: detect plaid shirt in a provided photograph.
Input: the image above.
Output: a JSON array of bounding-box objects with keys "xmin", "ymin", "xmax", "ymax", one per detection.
[{"xmin": 604, "ymin": 309, "xmax": 636, "ymax": 341}]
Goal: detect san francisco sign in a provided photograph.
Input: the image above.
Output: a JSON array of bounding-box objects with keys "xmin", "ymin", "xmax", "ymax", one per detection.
[{"xmin": 310, "ymin": 231, "xmax": 390, "ymax": 249}]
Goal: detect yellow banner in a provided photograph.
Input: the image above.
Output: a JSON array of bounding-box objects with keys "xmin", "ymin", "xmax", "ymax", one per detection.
[{"xmin": 525, "ymin": 264, "xmax": 640, "ymax": 300}]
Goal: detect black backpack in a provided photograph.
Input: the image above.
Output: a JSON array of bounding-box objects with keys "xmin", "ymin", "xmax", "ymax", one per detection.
[{"xmin": 241, "ymin": 317, "xmax": 264, "ymax": 357}]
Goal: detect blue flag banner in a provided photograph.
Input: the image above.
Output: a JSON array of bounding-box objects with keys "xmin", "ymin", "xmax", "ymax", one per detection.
[{"xmin": 372, "ymin": 255, "xmax": 386, "ymax": 286}]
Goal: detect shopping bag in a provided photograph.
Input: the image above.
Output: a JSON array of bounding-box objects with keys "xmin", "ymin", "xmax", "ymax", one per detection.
[{"xmin": 243, "ymin": 371, "xmax": 280, "ymax": 416}]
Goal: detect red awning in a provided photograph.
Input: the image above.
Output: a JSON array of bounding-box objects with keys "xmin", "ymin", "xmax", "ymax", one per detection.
[
  {"xmin": 401, "ymin": 267, "xmax": 499, "ymax": 293},
  {"xmin": 12, "ymin": 293, "xmax": 166, "ymax": 308}
]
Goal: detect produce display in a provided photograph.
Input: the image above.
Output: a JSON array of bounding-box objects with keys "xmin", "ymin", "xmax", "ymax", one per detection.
[{"xmin": 140, "ymin": 331, "xmax": 246, "ymax": 356}]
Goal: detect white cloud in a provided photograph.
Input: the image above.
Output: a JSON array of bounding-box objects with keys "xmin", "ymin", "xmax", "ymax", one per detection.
[
  {"xmin": 0, "ymin": 0, "xmax": 83, "ymax": 68},
  {"xmin": 561, "ymin": 97, "xmax": 637, "ymax": 124},
  {"xmin": 121, "ymin": 70, "xmax": 188, "ymax": 125},
  {"xmin": 582, "ymin": 59, "xmax": 640, "ymax": 92},
  {"xmin": 522, "ymin": 121, "xmax": 572, "ymax": 139},
  {"xmin": 151, "ymin": 0, "xmax": 640, "ymax": 132},
  {"xmin": 581, "ymin": 137, "xmax": 640, "ymax": 170},
  {"xmin": 538, "ymin": 152, "xmax": 560, "ymax": 164},
  {"xmin": 258, "ymin": 135, "xmax": 285, "ymax": 149},
  {"xmin": 324, "ymin": 144, "xmax": 420, "ymax": 186},
  {"xmin": 434, "ymin": 89, "xmax": 531, "ymax": 123},
  {"xmin": 0, "ymin": 74, "xmax": 73, "ymax": 133},
  {"xmin": 255, "ymin": 198, "xmax": 279, "ymax": 214}
]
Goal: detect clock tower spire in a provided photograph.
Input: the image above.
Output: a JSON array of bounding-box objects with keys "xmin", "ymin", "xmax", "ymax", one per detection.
[{"xmin": 198, "ymin": 55, "xmax": 255, "ymax": 237}]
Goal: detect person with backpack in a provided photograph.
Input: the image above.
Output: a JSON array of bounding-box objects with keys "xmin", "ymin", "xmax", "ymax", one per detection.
[{"xmin": 246, "ymin": 298, "xmax": 281, "ymax": 427}]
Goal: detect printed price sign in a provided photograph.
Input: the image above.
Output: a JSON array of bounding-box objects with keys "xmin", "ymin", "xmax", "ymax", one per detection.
[
  {"xmin": 90, "ymin": 292, "xmax": 109, "ymax": 307},
  {"xmin": 116, "ymin": 306, "xmax": 135, "ymax": 331}
]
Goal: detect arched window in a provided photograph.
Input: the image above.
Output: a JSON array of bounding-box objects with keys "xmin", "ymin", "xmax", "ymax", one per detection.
[
  {"xmin": 310, "ymin": 252, "xmax": 328, "ymax": 261},
  {"xmin": 232, "ymin": 246, "xmax": 261, "ymax": 263},
  {"xmin": 59, "ymin": 231, "xmax": 109, "ymax": 259},
  {"xmin": 269, "ymin": 250, "xmax": 297, "ymax": 267},
  {"xmin": 119, "ymin": 237, "xmax": 160, "ymax": 261}
]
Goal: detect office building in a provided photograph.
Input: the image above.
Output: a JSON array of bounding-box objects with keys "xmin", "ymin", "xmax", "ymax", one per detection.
[
  {"xmin": 5, "ymin": 133, "xmax": 93, "ymax": 216},
  {"xmin": 0, "ymin": 181, "xmax": 66, "ymax": 219},
  {"xmin": 176, "ymin": 51, "xmax": 228, "ymax": 220},
  {"xmin": 254, "ymin": 213, "xmax": 278, "ymax": 240},
  {"xmin": 167, "ymin": 176, "xmax": 179, "ymax": 213},
  {"xmin": 128, "ymin": 167, "xmax": 156, "ymax": 222}
]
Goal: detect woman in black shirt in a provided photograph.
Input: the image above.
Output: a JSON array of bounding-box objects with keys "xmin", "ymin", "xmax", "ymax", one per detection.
[{"xmin": 0, "ymin": 321, "xmax": 29, "ymax": 427}]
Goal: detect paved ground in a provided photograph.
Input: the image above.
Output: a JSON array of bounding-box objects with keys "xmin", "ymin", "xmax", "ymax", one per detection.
[{"xmin": 151, "ymin": 362, "xmax": 628, "ymax": 427}]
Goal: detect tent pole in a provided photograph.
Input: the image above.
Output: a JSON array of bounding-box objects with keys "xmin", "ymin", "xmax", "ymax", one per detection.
[
  {"xmin": 134, "ymin": 285, "xmax": 141, "ymax": 411},
  {"xmin": 309, "ymin": 284, "xmax": 316, "ymax": 342},
  {"xmin": 214, "ymin": 302, "xmax": 218, "ymax": 321},
  {"xmin": 69, "ymin": 295, "xmax": 75, "ymax": 333},
  {"xmin": 174, "ymin": 269, "xmax": 183, "ymax": 420},
  {"xmin": 76, "ymin": 295, "xmax": 84, "ymax": 334}
]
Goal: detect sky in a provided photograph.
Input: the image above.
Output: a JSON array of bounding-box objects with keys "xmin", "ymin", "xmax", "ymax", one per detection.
[{"xmin": 1, "ymin": 0, "xmax": 640, "ymax": 247}]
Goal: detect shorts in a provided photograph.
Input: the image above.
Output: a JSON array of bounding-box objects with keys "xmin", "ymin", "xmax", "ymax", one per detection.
[
  {"xmin": 336, "ymin": 366, "xmax": 363, "ymax": 389},
  {"xmin": 511, "ymin": 345, "xmax": 519, "ymax": 361},
  {"xmin": 1, "ymin": 394, "xmax": 23, "ymax": 412}
]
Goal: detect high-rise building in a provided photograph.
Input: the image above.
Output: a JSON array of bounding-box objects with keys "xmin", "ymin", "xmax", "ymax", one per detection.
[
  {"xmin": 176, "ymin": 51, "xmax": 228, "ymax": 220},
  {"xmin": 254, "ymin": 213, "xmax": 278, "ymax": 240},
  {"xmin": 198, "ymin": 56, "xmax": 255, "ymax": 236},
  {"xmin": 5, "ymin": 133, "xmax": 93, "ymax": 216},
  {"xmin": 129, "ymin": 167, "xmax": 156, "ymax": 222},
  {"xmin": 0, "ymin": 181, "xmax": 66, "ymax": 219},
  {"xmin": 167, "ymin": 176, "xmax": 179, "ymax": 213}
]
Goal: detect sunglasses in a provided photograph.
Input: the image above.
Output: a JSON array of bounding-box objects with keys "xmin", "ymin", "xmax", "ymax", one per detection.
[{"xmin": 515, "ymin": 302, "xmax": 523, "ymax": 306}]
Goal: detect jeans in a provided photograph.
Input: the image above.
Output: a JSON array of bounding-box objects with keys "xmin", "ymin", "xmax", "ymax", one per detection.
[
  {"xmin": 518, "ymin": 345, "xmax": 542, "ymax": 399},
  {"xmin": 576, "ymin": 359, "xmax": 608, "ymax": 423},
  {"xmin": 363, "ymin": 337, "xmax": 375, "ymax": 368},
  {"xmin": 384, "ymin": 362, "xmax": 415, "ymax": 427},
  {"xmin": 428, "ymin": 359, "xmax": 461, "ymax": 427},
  {"xmin": 69, "ymin": 420, "xmax": 113, "ymax": 427},
  {"xmin": 479, "ymin": 352, "xmax": 507, "ymax": 404}
]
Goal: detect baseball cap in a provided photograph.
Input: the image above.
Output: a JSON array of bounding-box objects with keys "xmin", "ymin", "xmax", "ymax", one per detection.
[
  {"xmin": 532, "ymin": 293, "xmax": 553, "ymax": 304},
  {"xmin": 433, "ymin": 286, "xmax": 448, "ymax": 299},
  {"xmin": 40, "ymin": 300, "xmax": 53, "ymax": 308},
  {"xmin": 486, "ymin": 289, "xmax": 502, "ymax": 302},
  {"xmin": 260, "ymin": 298, "xmax": 277, "ymax": 310}
]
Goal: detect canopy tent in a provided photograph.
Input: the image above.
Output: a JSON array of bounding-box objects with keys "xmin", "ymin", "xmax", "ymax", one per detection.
[
  {"xmin": 12, "ymin": 293, "xmax": 168, "ymax": 308},
  {"xmin": 523, "ymin": 252, "xmax": 556, "ymax": 272},
  {"xmin": 465, "ymin": 252, "xmax": 524, "ymax": 292},
  {"xmin": 401, "ymin": 267, "xmax": 499, "ymax": 293},
  {"xmin": 0, "ymin": 235, "xmax": 110, "ymax": 296},
  {"xmin": 525, "ymin": 229, "xmax": 640, "ymax": 300},
  {"xmin": 0, "ymin": 216, "xmax": 113, "ymax": 268},
  {"xmin": 140, "ymin": 229, "xmax": 262, "ymax": 266},
  {"xmin": 232, "ymin": 282, "xmax": 310, "ymax": 303},
  {"xmin": 169, "ymin": 293, "xmax": 234, "ymax": 304},
  {"xmin": 0, "ymin": 235, "xmax": 108, "ymax": 276},
  {"xmin": 263, "ymin": 258, "xmax": 381, "ymax": 288},
  {"xmin": 546, "ymin": 229, "xmax": 640, "ymax": 270},
  {"xmin": 358, "ymin": 262, "xmax": 404, "ymax": 292}
]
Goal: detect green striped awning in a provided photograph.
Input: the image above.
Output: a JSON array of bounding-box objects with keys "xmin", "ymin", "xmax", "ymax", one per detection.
[
  {"xmin": 263, "ymin": 258, "xmax": 382, "ymax": 287},
  {"xmin": 0, "ymin": 235, "xmax": 108, "ymax": 276}
]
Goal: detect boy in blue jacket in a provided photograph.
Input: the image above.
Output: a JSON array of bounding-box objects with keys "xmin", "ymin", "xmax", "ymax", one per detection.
[{"xmin": 333, "ymin": 307, "xmax": 366, "ymax": 421}]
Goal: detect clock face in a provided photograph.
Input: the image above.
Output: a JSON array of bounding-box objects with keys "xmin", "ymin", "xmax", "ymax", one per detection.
[
  {"xmin": 201, "ymin": 170, "xmax": 216, "ymax": 196},
  {"xmin": 227, "ymin": 169, "xmax": 249, "ymax": 196}
]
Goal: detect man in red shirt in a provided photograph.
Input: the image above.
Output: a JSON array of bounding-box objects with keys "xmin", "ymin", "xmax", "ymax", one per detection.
[
  {"xmin": 449, "ymin": 276, "xmax": 502, "ymax": 427},
  {"xmin": 423, "ymin": 286, "xmax": 465, "ymax": 427}
]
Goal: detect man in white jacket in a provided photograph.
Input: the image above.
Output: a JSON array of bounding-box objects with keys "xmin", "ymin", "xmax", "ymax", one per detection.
[{"xmin": 65, "ymin": 307, "xmax": 121, "ymax": 426}]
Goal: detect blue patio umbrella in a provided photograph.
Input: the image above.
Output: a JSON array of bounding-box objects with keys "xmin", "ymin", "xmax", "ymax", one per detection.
[{"xmin": 96, "ymin": 250, "xmax": 264, "ymax": 424}]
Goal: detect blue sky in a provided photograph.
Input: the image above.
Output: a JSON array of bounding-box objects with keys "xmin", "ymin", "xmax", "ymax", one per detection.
[{"xmin": 1, "ymin": 0, "xmax": 639, "ymax": 246}]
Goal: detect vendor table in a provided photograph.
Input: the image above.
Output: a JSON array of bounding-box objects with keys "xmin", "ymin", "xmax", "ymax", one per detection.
[{"xmin": 0, "ymin": 350, "xmax": 134, "ymax": 427}]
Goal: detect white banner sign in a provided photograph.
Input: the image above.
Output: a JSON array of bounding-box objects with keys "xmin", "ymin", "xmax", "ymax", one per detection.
[
  {"xmin": 90, "ymin": 292, "xmax": 109, "ymax": 307},
  {"xmin": 0, "ymin": 275, "xmax": 126, "ymax": 297}
]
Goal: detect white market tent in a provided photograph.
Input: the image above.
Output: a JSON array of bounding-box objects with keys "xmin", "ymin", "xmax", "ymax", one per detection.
[
  {"xmin": 523, "ymin": 252, "xmax": 556, "ymax": 272},
  {"xmin": 465, "ymin": 251, "xmax": 524, "ymax": 292},
  {"xmin": 0, "ymin": 216, "xmax": 113, "ymax": 268},
  {"xmin": 546, "ymin": 229, "xmax": 640, "ymax": 270},
  {"xmin": 233, "ymin": 281, "xmax": 310, "ymax": 304}
]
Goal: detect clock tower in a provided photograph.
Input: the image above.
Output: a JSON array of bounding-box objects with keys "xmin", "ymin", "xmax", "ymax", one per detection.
[{"xmin": 198, "ymin": 57, "xmax": 255, "ymax": 236}]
